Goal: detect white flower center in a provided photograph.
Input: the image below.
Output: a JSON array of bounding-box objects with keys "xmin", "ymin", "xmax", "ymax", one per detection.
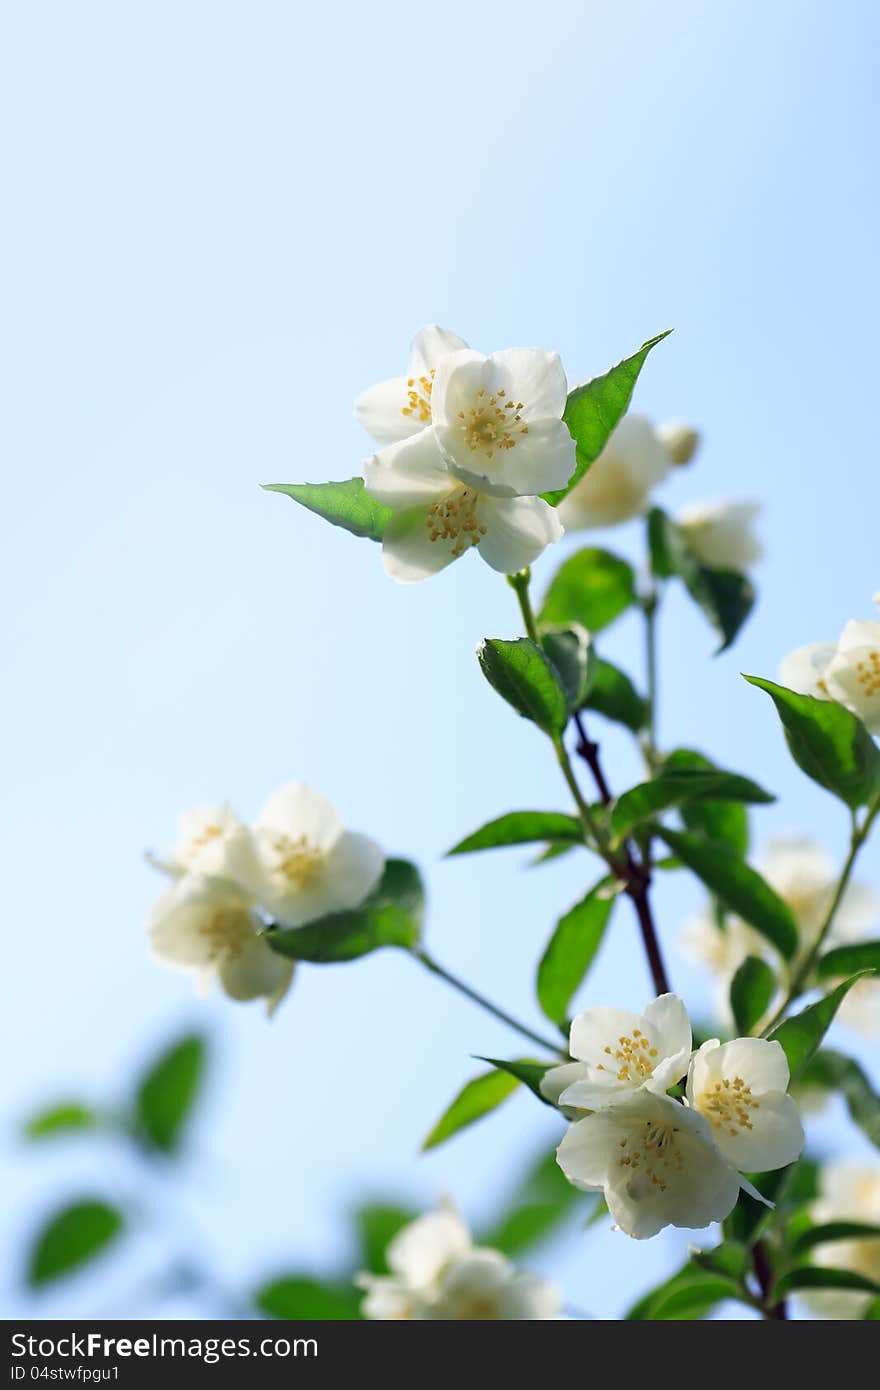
[
  {"xmin": 200, "ymin": 905, "xmax": 252, "ymax": 958},
  {"xmin": 453, "ymin": 1295, "xmax": 500, "ymax": 1320},
  {"xmin": 595, "ymin": 1028, "xmax": 660, "ymax": 1083},
  {"xmin": 425, "ymin": 488, "xmax": 487, "ymax": 557},
  {"xmin": 265, "ymin": 833, "xmax": 326, "ymax": 890},
  {"xmin": 699, "ymin": 1075, "xmax": 760, "ymax": 1137},
  {"xmin": 854, "ymin": 651, "xmax": 880, "ymax": 697},
  {"xmin": 617, "ymin": 1119, "xmax": 685, "ymax": 1195},
  {"xmin": 401, "ymin": 371, "xmax": 434, "ymax": 424},
  {"xmin": 455, "ymin": 387, "xmax": 529, "ymax": 460}
]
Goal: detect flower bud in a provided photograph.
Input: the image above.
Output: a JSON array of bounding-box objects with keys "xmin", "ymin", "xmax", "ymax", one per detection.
[{"xmin": 657, "ymin": 420, "xmax": 700, "ymax": 466}]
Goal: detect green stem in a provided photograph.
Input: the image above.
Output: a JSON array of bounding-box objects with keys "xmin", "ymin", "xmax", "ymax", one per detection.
[
  {"xmin": 640, "ymin": 588, "xmax": 661, "ymax": 774},
  {"xmin": 413, "ymin": 948, "xmax": 563, "ymax": 1056},
  {"xmin": 508, "ymin": 568, "xmax": 540, "ymax": 643},
  {"xmin": 761, "ymin": 796, "xmax": 880, "ymax": 1036}
]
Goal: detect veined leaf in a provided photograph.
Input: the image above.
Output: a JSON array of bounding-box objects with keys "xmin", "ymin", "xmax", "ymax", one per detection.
[
  {"xmin": 478, "ymin": 638, "xmax": 568, "ymax": 736},
  {"xmin": 769, "ymin": 974, "xmax": 876, "ymax": 1080},
  {"xmin": 610, "ymin": 768, "xmax": 773, "ymax": 846},
  {"xmin": 263, "ymin": 477, "xmax": 391, "ymax": 541},
  {"xmin": 447, "ymin": 811, "xmax": 583, "ymax": 857},
  {"xmin": 538, "ymin": 548, "xmax": 636, "ymax": 634},
  {"xmin": 730, "ymin": 956, "xmax": 777, "ymax": 1036},
  {"xmin": 422, "ymin": 1069, "xmax": 520, "ymax": 1151},
  {"xmin": 537, "ymin": 881, "xmax": 616, "ymax": 1024}
]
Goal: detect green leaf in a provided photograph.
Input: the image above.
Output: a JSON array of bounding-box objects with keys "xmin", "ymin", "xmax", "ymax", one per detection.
[
  {"xmin": 579, "ymin": 656, "xmax": 647, "ymax": 732},
  {"xmin": 477, "ymin": 1057, "xmax": 555, "ymax": 1103},
  {"xmin": 655, "ymin": 828, "xmax": 798, "ymax": 959},
  {"xmin": 775, "ymin": 1266, "xmax": 880, "ymax": 1299},
  {"xmin": 477, "ymin": 638, "xmax": 568, "ymax": 736},
  {"xmin": 730, "ymin": 956, "xmax": 777, "ymax": 1035},
  {"xmin": 354, "ymin": 1203, "xmax": 418, "ymax": 1275},
  {"xmin": 800, "ymin": 1049, "xmax": 880, "ymax": 1148},
  {"xmin": 24, "ymin": 1103, "xmax": 99, "ymax": 1141},
  {"xmin": 266, "ymin": 858, "xmax": 423, "ymax": 962},
  {"xmin": 724, "ymin": 1165, "xmax": 793, "ymax": 1246},
  {"xmin": 447, "ymin": 811, "xmax": 584, "ymax": 857},
  {"xmin": 817, "ymin": 940, "xmax": 880, "ymax": 981},
  {"xmin": 744, "ymin": 676, "xmax": 880, "ymax": 809},
  {"xmin": 626, "ymin": 1263, "xmax": 739, "ymax": 1320},
  {"xmin": 610, "ymin": 769, "xmax": 773, "ymax": 846},
  {"xmin": 27, "ymin": 1200, "xmax": 124, "ymax": 1286},
  {"xmin": 690, "ymin": 1242, "xmax": 749, "ymax": 1281},
  {"xmin": 255, "ymin": 1275, "xmax": 362, "ymax": 1320},
  {"xmin": 544, "ymin": 331, "xmax": 672, "ymax": 506},
  {"xmin": 133, "ymin": 1033, "xmax": 206, "ymax": 1154},
  {"xmin": 664, "ymin": 748, "xmax": 750, "ymax": 855},
  {"xmin": 536, "ymin": 881, "xmax": 616, "ymax": 1024},
  {"xmin": 541, "ymin": 625, "xmax": 595, "ymax": 710},
  {"xmin": 769, "ymin": 974, "xmax": 876, "ymax": 1080},
  {"xmin": 790, "ymin": 1220, "xmax": 880, "ymax": 1256},
  {"xmin": 263, "ymin": 477, "xmax": 391, "ymax": 542},
  {"xmin": 538, "ymin": 548, "xmax": 636, "ymax": 634},
  {"xmin": 422, "ymin": 1069, "xmax": 521, "ymax": 1151},
  {"xmin": 864, "ymin": 1297, "xmax": 880, "ymax": 1319},
  {"xmin": 480, "ymin": 1149, "xmax": 586, "ymax": 1258}
]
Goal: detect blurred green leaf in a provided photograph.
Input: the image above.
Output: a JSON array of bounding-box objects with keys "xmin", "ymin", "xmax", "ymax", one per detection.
[
  {"xmin": 478, "ymin": 638, "xmax": 568, "ymax": 736},
  {"xmin": 864, "ymin": 1297, "xmax": 880, "ymax": 1319},
  {"xmin": 579, "ymin": 656, "xmax": 647, "ymax": 732},
  {"xmin": 817, "ymin": 940, "xmax": 880, "ymax": 981},
  {"xmin": 134, "ymin": 1033, "xmax": 206, "ymax": 1154},
  {"xmin": 790, "ymin": 1220, "xmax": 880, "ymax": 1256},
  {"xmin": 730, "ymin": 956, "xmax": 777, "ymax": 1035},
  {"xmin": 263, "ymin": 478, "xmax": 391, "ymax": 542},
  {"xmin": 626, "ymin": 1262, "xmax": 741, "ymax": 1320},
  {"xmin": 354, "ymin": 1203, "xmax": 418, "ymax": 1275},
  {"xmin": 745, "ymin": 676, "xmax": 880, "ymax": 809},
  {"xmin": 422, "ymin": 1069, "xmax": 520, "ymax": 1152},
  {"xmin": 770, "ymin": 975, "xmax": 875, "ymax": 1080},
  {"xmin": 447, "ymin": 811, "xmax": 583, "ymax": 857},
  {"xmin": 656, "ymin": 827, "xmax": 798, "ymax": 959},
  {"xmin": 724, "ymin": 1165, "xmax": 793, "ymax": 1246},
  {"xmin": 255, "ymin": 1275, "xmax": 362, "ymax": 1320},
  {"xmin": 536, "ymin": 881, "xmax": 616, "ymax": 1024},
  {"xmin": 24, "ymin": 1104, "xmax": 99, "ymax": 1142},
  {"xmin": 775, "ymin": 1266, "xmax": 880, "ymax": 1299},
  {"xmin": 545, "ymin": 331, "xmax": 671, "ymax": 506},
  {"xmin": 690, "ymin": 1241, "xmax": 749, "ymax": 1280},
  {"xmin": 27, "ymin": 1200, "xmax": 124, "ymax": 1287},
  {"xmin": 266, "ymin": 859, "xmax": 423, "ymax": 962},
  {"xmin": 481, "ymin": 1149, "xmax": 586, "ymax": 1258},
  {"xmin": 648, "ymin": 508, "xmax": 755, "ymax": 651},
  {"xmin": 610, "ymin": 769, "xmax": 772, "ymax": 846},
  {"xmin": 800, "ymin": 1049, "xmax": 880, "ymax": 1148},
  {"xmin": 538, "ymin": 548, "xmax": 636, "ymax": 633}
]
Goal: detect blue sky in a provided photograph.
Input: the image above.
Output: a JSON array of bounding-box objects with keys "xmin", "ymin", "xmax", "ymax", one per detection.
[{"xmin": 3, "ymin": 0, "xmax": 879, "ymax": 1318}]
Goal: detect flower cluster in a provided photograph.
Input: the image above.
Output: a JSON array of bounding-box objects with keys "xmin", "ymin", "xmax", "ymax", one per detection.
[
  {"xmin": 782, "ymin": 599, "xmax": 880, "ymax": 733},
  {"xmin": 356, "ymin": 1201, "xmax": 559, "ymax": 1320},
  {"xmin": 683, "ymin": 836, "xmax": 880, "ymax": 1037},
  {"xmin": 357, "ymin": 326, "xmax": 575, "ymax": 582},
  {"xmin": 542, "ymin": 994, "xmax": 803, "ymax": 1238},
  {"xmin": 146, "ymin": 783, "xmax": 384, "ymax": 1014},
  {"xmin": 804, "ymin": 1159, "xmax": 880, "ymax": 1319}
]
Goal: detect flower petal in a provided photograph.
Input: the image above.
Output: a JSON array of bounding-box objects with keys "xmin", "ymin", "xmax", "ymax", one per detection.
[
  {"xmin": 147, "ymin": 876, "xmax": 247, "ymax": 969},
  {"xmin": 218, "ymin": 934, "xmax": 294, "ymax": 1006},
  {"xmin": 409, "ymin": 325, "xmax": 470, "ymax": 375},
  {"xmin": 387, "ymin": 1204, "xmax": 472, "ymax": 1288},
  {"xmin": 712, "ymin": 1091, "xmax": 804, "ymax": 1173},
  {"xmin": 381, "ymin": 505, "xmax": 463, "ymax": 583},
  {"xmin": 568, "ymin": 1007, "xmax": 652, "ymax": 1064},
  {"xmin": 477, "ymin": 495, "xmax": 564, "ymax": 574},
  {"xmin": 256, "ymin": 782, "xmax": 343, "ymax": 849},
  {"xmin": 778, "ymin": 642, "xmax": 836, "ymax": 699},
  {"xmin": 355, "ymin": 375, "xmax": 423, "ymax": 446},
  {"xmin": 492, "ymin": 418, "xmax": 576, "ymax": 496},
  {"xmin": 555, "ymin": 1112, "xmax": 620, "ymax": 1190},
  {"xmin": 322, "ymin": 830, "xmax": 385, "ymax": 912},
  {"xmin": 364, "ymin": 429, "xmax": 452, "ymax": 509},
  {"xmin": 644, "ymin": 993, "xmax": 692, "ymax": 1060},
  {"xmin": 489, "ymin": 348, "xmax": 568, "ymax": 421}
]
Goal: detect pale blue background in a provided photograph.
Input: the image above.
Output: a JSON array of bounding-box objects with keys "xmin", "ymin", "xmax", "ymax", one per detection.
[{"xmin": 3, "ymin": 0, "xmax": 879, "ymax": 1319}]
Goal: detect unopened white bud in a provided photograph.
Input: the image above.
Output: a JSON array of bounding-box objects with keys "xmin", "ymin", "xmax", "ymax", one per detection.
[{"xmin": 657, "ymin": 420, "xmax": 700, "ymax": 466}]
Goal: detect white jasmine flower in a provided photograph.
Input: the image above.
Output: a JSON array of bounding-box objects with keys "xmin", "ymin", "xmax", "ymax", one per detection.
[
  {"xmin": 557, "ymin": 414, "xmax": 671, "ymax": 530},
  {"xmin": 556, "ymin": 1089, "xmax": 741, "ymax": 1239},
  {"xmin": 245, "ymin": 782, "xmax": 384, "ymax": 928},
  {"xmin": 363, "ymin": 344, "xmax": 573, "ymax": 582},
  {"xmin": 686, "ymin": 1038, "xmax": 803, "ymax": 1173},
  {"xmin": 676, "ymin": 500, "xmax": 762, "ymax": 572},
  {"xmin": 355, "ymin": 325, "xmax": 470, "ymax": 446},
  {"xmin": 779, "ymin": 642, "xmax": 837, "ymax": 700},
  {"xmin": 803, "ymin": 1160, "xmax": 880, "ymax": 1319},
  {"xmin": 824, "ymin": 619, "xmax": 880, "ymax": 734},
  {"xmin": 545, "ymin": 994, "xmax": 692, "ymax": 1114},
  {"xmin": 147, "ymin": 874, "xmax": 293, "ymax": 1014},
  {"xmin": 148, "ymin": 802, "xmax": 257, "ymax": 882},
  {"xmin": 657, "ymin": 420, "xmax": 700, "ymax": 465},
  {"xmin": 357, "ymin": 1202, "xmax": 558, "ymax": 1320}
]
